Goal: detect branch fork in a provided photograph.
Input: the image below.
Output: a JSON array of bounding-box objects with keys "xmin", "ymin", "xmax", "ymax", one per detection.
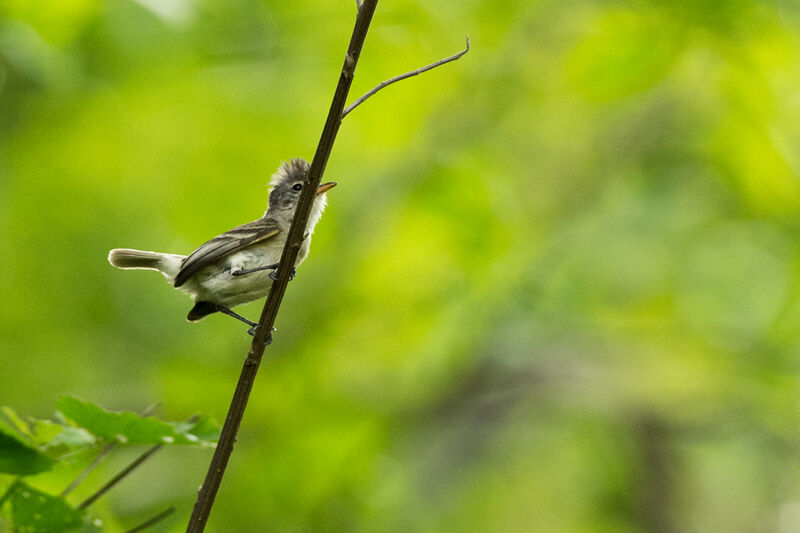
[{"xmin": 343, "ymin": 35, "xmax": 470, "ymax": 118}]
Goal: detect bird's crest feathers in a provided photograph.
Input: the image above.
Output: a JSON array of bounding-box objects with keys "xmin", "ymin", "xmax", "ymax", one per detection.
[{"xmin": 269, "ymin": 158, "xmax": 310, "ymax": 188}]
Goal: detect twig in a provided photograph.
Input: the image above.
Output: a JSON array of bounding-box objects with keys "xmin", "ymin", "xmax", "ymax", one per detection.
[
  {"xmin": 0, "ymin": 479, "xmax": 19, "ymax": 509},
  {"xmin": 341, "ymin": 35, "xmax": 470, "ymax": 119},
  {"xmin": 78, "ymin": 445, "xmax": 163, "ymax": 509},
  {"xmin": 185, "ymin": 1, "xmax": 380, "ymax": 531},
  {"xmin": 61, "ymin": 402, "xmax": 160, "ymax": 498},
  {"xmin": 60, "ymin": 443, "xmax": 116, "ymax": 497},
  {"xmin": 126, "ymin": 507, "xmax": 176, "ymax": 533}
]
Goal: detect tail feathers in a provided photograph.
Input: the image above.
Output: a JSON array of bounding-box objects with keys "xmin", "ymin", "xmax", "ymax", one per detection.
[
  {"xmin": 108, "ymin": 249, "xmax": 185, "ymax": 282},
  {"xmin": 108, "ymin": 249, "xmax": 163, "ymax": 269}
]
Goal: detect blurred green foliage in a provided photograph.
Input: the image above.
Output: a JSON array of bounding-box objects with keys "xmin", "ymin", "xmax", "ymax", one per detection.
[
  {"xmin": 0, "ymin": 399, "xmax": 218, "ymax": 531},
  {"xmin": 1, "ymin": 0, "xmax": 800, "ymax": 531}
]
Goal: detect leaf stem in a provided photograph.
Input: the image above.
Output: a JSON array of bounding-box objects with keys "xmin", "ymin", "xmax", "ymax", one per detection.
[
  {"xmin": 61, "ymin": 443, "xmax": 116, "ymax": 497},
  {"xmin": 78, "ymin": 445, "xmax": 163, "ymax": 509},
  {"xmin": 0, "ymin": 479, "xmax": 19, "ymax": 510},
  {"xmin": 126, "ymin": 506, "xmax": 176, "ymax": 533}
]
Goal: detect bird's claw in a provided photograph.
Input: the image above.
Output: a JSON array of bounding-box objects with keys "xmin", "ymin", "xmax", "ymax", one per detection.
[
  {"xmin": 246, "ymin": 326, "xmax": 276, "ymax": 344},
  {"xmin": 268, "ymin": 267, "xmax": 297, "ymax": 281}
]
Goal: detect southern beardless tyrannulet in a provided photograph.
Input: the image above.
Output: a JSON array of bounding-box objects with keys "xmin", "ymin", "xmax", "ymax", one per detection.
[{"xmin": 108, "ymin": 158, "xmax": 336, "ymax": 334}]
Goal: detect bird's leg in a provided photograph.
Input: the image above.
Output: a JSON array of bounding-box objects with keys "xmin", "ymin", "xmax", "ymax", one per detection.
[
  {"xmin": 215, "ymin": 305, "xmax": 274, "ymax": 341},
  {"xmin": 230, "ymin": 262, "xmax": 296, "ymax": 282},
  {"xmin": 215, "ymin": 305, "xmax": 256, "ymax": 327},
  {"xmin": 231, "ymin": 263, "xmax": 279, "ymax": 277},
  {"xmin": 215, "ymin": 305, "xmax": 257, "ymax": 333}
]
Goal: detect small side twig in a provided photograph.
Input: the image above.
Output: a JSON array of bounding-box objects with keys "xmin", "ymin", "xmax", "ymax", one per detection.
[
  {"xmin": 78, "ymin": 445, "xmax": 163, "ymax": 510},
  {"xmin": 341, "ymin": 35, "xmax": 470, "ymax": 119},
  {"xmin": 125, "ymin": 507, "xmax": 176, "ymax": 533}
]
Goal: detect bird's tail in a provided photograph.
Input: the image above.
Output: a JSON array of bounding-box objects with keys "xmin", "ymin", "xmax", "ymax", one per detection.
[{"xmin": 108, "ymin": 249, "xmax": 185, "ymax": 282}]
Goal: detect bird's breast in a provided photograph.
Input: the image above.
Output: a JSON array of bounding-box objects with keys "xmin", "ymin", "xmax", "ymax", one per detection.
[{"xmin": 185, "ymin": 236, "xmax": 312, "ymax": 308}]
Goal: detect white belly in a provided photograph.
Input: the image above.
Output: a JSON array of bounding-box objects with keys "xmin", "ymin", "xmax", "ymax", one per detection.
[{"xmin": 179, "ymin": 237, "xmax": 311, "ymax": 308}]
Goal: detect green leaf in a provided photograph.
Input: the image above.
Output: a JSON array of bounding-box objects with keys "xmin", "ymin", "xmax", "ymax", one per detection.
[
  {"xmin": 1, "ymin": 408, "xmax": 96, "ymax": 459},
  {"xmin": 3, "ymin": 481, "xmax": 83, "ymax": 532},
  {"xmin": 42, "ymin": 425, "xmax": 97, "ymax": 460},
  {"xmin": 2, "ymin": 406, "xmax": 34, "ymax": 441},
  {"xmin": 32, "ymin": 419, "xmax": 66, "ymax": 446},
  {"xmin": 0, "ymin": 422, "xmax": 55, "ymax": 475},
  {"xmin": 172, "ymin": 415, "xmax": 221, "ymax": 443},
  {"xmin": 57, "ymin": 397, "xmax": 219, "ymax": 446},
  {"xmin": 45, "ymin": 426, "xmax": 95, "ymax": 450}
]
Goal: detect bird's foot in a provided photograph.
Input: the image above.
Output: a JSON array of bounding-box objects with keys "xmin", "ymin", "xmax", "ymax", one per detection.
[
  {"xmin": 246, "ymin": 326, "xmax": 276, "ymax": 344},
  {"xmin": 268, "ymin": 267, "xmax": 297, "ymax": 281}
]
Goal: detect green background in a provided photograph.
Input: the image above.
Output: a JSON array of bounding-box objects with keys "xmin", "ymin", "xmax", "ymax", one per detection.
[{"xmin": 2, "ymin": 0, "xmax": 800, "ymax": 531}]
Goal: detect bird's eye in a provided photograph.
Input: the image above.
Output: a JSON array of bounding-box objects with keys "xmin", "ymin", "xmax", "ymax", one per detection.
[{"xmin": 292, "ymin": 183, "xmax": 303, "ymax": 191}]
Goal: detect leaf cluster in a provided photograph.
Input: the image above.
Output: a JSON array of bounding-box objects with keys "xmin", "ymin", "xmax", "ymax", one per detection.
[{"xmin": 0, "ymin": 398, "xmax": 219, "ymax": 532}]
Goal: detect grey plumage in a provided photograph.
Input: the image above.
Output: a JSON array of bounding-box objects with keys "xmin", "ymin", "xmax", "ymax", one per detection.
[{"xmin": 173, "ymin": 220, "xmax": 279, "ymax": 287}]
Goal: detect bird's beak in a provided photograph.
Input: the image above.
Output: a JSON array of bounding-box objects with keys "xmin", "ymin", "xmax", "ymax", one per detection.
[{"xmin": 316, "ymin": 182, "xmax": 337, "ymax": 195}]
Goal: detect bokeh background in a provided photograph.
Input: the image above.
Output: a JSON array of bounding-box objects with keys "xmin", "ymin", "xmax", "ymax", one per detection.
[{"xmin": 2, "ymin": 0, "xmax": 800, "ymax": 531}]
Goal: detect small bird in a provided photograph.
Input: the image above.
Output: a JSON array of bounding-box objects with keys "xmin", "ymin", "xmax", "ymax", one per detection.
[{"xmin": 108, "ymin": 158, "xmax": 336, "ymax": 335}]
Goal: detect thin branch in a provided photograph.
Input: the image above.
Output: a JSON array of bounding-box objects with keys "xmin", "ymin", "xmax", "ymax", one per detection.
[
  {"xmin": 186, "ymin": 0, "xmax": 380, "ymax": 530},
  {"xmin": 78, "ymin": 445, "xmax": 163, "ymax": 509},
  {"xmin": 141, "ymin": 402, "xmax": 162, "ymax": 417},
  {"xmin": 60, "ymin": 442, "xmax": 116, "ymax": 497},
  {"xmin": 341, "ymin": 35, "xmax": 470, "ymax": 119},
  {"xmin": 61, "ymin": 402, "xmax": 160, "ymax": 498},
  {"xmin": 0, "ymin": 479, "xmax": 19, "ymax": 510},
  {"xmin": 126, "ymin": 507, "xmax": 176, "ymax": 533}
]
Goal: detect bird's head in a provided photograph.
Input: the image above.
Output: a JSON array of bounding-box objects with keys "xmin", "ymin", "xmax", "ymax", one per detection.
[{"xmin": 266, "ymin": 158, "xmax": 337, "ymax": 231}]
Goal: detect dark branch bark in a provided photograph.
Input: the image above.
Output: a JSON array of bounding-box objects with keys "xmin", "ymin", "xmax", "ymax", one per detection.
[
  {"xmin": 126, "ymin": 507, "xmax": 176, "ymax": 533},
  {"xmin": 341, "ymin": 36, "xmax": 470, "ymax": 119},
  {"xmin": 185, "ymin": 1, "xmax": 380, "ymax": 531},
  {"xmin": 78, "ymin": 445, "xmax": 163, "ymax": 510}
]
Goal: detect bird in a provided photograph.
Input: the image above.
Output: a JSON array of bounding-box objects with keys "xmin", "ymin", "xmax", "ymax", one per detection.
[{"xmin": 107, "ymin": 158, "xmax": 336, "ymax": 335}]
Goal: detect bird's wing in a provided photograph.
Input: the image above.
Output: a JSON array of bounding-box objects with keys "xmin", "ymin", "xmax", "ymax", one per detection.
[{"xmin": 174, "ymin": 218, "xmax": 281, "ymax": 287}]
